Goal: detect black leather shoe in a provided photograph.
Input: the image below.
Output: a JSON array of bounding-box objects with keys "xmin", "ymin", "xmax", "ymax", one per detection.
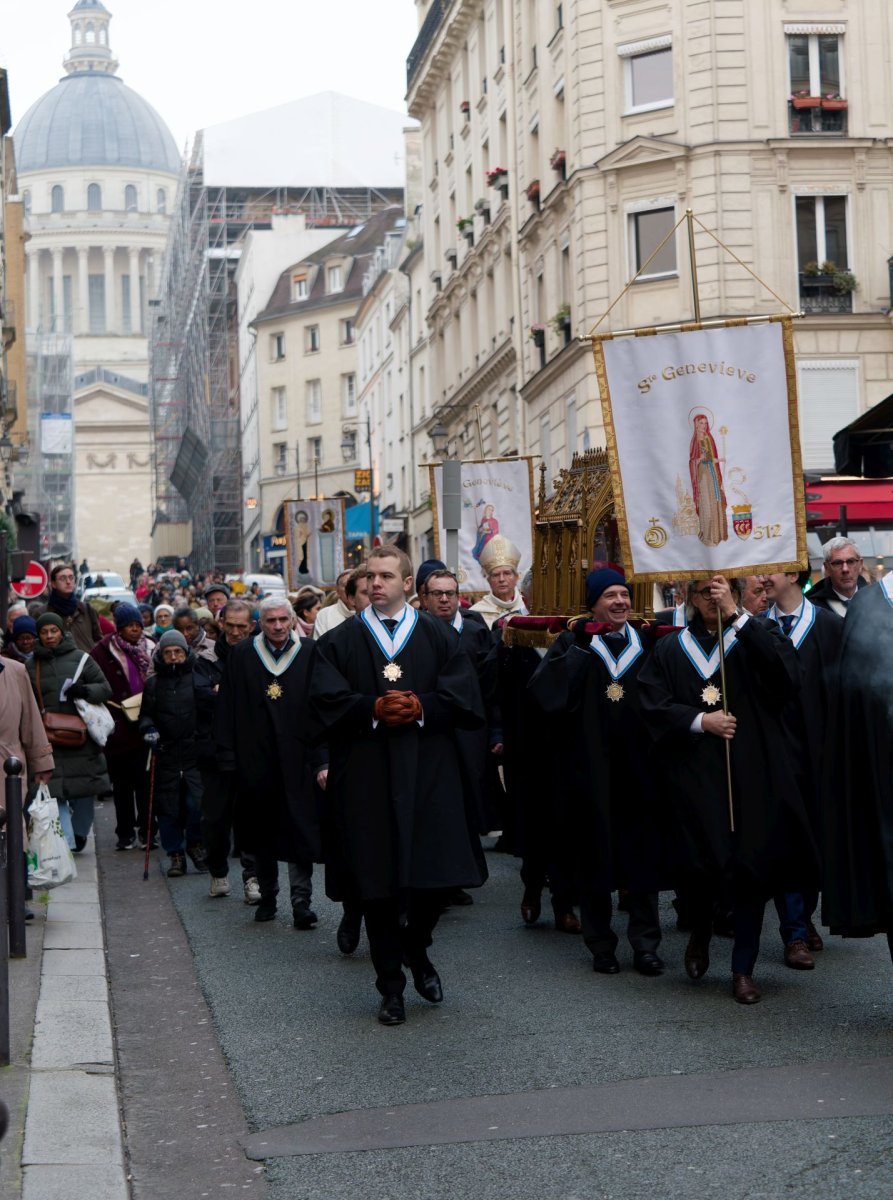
[
  {"xmin": 292, "ymin": 903, "xmax": 318, "ymax": 930},
  {"xmin": 337, "ymin": 908, "xmax": 362, "ymax": 954},
  {"xmin": 633, "ymin": 950, "xmax": 664, "ymax": 976},
  {"xmin": 378, "ymin": 993, "xmax": 406, "ymax": 1025},
  {"xmin": 254, "ymin": 900, "xmax": 277, "ymax": 922},
  {"xmin": 592, "ymin": 952, "xmax": 620, "ymax": 974},
  {"xmin": 684, "ymin": 933, "xmax": 711, "ymax": 979},
  {"xmin": 411, "ymin": 962, "xmax": 444, "ymax": 1003},
  {"xmin": 520, "ymin": 886, "xmax": 542, "ymax": 925}
]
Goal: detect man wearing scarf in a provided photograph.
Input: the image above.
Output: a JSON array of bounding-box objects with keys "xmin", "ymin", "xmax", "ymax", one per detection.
[
  {"xmin": 91, "ymin": 602, "xmax": 155, "ymax": 850},
  {"xmin": 470, "ymin": 537, "xmax": 528, "ymax": 629},
  {"xmin": 43, "ymin": 562, "xmax": 102, "ymax": 652}
]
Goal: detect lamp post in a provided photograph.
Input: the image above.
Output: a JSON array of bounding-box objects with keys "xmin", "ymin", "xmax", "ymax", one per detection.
[
  {"xmin": 429, "ymin": 422, "xmax": 461, "ymax": 575},
  {"xmin": 341, "ymin": 416, "xmax": 374, "ymax": 549}
]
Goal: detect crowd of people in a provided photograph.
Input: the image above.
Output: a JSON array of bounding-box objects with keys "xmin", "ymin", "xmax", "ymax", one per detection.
[{"xmin": 1, "ymin": 534, "xmax": 890, "ymax": 1026}]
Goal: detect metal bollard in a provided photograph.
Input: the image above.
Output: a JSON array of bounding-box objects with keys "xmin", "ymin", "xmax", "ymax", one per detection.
[
  {"xmin": 0, "ymin": 806, "xmax": 9, "ymax": 1065},
  {"xmin": 5, "ymin": 758, "xmax": 25, "ymax": 960}
]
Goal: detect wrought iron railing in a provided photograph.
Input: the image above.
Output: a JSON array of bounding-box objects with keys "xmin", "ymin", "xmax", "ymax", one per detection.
[
  {"xmin": 407, "ymin": 0, "xmax": 453, "ymax": 88},
  {"xmin": 799, "ymin": 275, "xmax": 853, "ymax": 314}
]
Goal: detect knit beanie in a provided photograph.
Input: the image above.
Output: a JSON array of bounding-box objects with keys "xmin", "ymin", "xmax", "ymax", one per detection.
[
  {"xmin": 114, "ymin": 602, "xmax": 143, "ymax": 630},
  {"xmin": 158, "ymin": 630, "xmax": 188, "ymax": 653},
  {"xmin": 12, "ymin": 615, "xmax": 37, "ymax": 638},
  {"xmin": 415, "ymin": 558, "xmax": 446, "ymax": 594},
  {"xmin": 585, "ymin": 568, "xmax": 629, "ymax": 611},
  {"xmin": 36, "ymin": 612, "xmax": 66, "ymax": 632}
]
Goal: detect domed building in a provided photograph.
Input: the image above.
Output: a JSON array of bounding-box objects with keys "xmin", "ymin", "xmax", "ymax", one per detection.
[{"xmin": 14, "ymin": 0, "xmax": 180, "ymax": 567}]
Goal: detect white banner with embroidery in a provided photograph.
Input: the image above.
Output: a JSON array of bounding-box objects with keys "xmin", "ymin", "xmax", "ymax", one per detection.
[
  {"xmin": 284, "ymin": 499, "xmax": 346, "ymax": 589},
  {"xmin": 594, "ymin": 318, "xmax": 807, "ymax": 582}
]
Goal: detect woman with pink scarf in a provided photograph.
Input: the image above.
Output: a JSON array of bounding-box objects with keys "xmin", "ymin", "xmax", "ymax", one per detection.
[{"xmin": 91, "ymin": 602, "xmax": 155, "ymax": 850}]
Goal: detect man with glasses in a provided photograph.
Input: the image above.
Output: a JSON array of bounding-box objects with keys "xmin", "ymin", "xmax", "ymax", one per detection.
[
  {"xmin": 809, "ymin": 537, "xmax": 868, "ymax": 617},
  {"xmin": 42, "ymin": 563, "xmax": 102, "ymax": 652}
]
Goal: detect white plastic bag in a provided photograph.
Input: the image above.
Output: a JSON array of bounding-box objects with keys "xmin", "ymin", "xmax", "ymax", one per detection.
[
  {"xmin": 70, "ymin": 654, "xmax": 115, "ymax": 747},
  {"xmin": 27, "ymin": 783, "xmax": 77, "ymax": 889}
]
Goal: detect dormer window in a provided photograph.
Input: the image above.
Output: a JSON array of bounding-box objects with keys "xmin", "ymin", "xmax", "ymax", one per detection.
[
  {"xmin": 292, "ymin": 273, "xmax": 308, "ymax": 301},
  {"xmin": 328, "ymin": 264, "xmax": 343, "ymax": 293}
]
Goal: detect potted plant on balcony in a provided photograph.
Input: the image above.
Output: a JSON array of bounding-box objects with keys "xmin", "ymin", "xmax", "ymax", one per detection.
[
  {"xmin": 549, "ymin": 148, "xmax": 567, "ymax": 179},
  {"xmin": 790, "ymin": 89, "xmax": 821, "ymax": 109},
  {"xmin": 529, "ymin": 323, "xmax": 546, "ymax": 348},
  {"xmin": 460, "ymin": 99, "xmax": 471, "ymax": 116},
  {"xmin": 822, "ymin": 92, "xmax": 848, "ymax": 110},
  {"xmin": 457, "ymin": 215, "xmax": 475, "ymax": 246},
  {"xmin": 831, "ymin": 268, "xmax": 857, "ymax": 294},
  {"xmin": 486, "ymin": 166, "xmax": 508, "ymax": 188},
  {"xmin": 526, "ymin": 179, "xmax": 541, "ymax": 209},
  {"xmin": 474, "ymin": 197, "xmax": 491, "ymax": 224},
  {"xmin": 549, "ymin": 303, "xmax": 571, "ymax": 335}
]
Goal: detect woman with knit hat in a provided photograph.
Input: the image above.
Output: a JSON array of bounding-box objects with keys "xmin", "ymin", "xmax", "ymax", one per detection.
[
  {"xmin": 27, "ymin": 612, "xmax": 112, "ymax": 851},
  {"xmin": 91, "ymin": 603, "xmax": 155, "ymax": 850}
]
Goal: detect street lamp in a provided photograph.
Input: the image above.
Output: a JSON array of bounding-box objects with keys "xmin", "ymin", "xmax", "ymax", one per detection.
[
  {"xmin": 429, "ymin": 421, "xmax": 449, "ymax": 458},
  {"xmin": 341, "ymin": 416, "xmax": 374, "ymax": 549}
]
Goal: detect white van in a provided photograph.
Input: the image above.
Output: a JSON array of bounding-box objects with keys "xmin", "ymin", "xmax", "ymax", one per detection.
[{"xmin": 226, "ymin": 573, "xmax": 288, "ymax": 602}]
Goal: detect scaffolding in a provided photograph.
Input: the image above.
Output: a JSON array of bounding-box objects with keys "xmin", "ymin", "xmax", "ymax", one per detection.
[
  {"xmin": 149, "ymin": 132, "xmax": 403, "ymax": 571},
  {"xmin": 22, "ymin": 331, "xmax": 75, "ymax": 559}
]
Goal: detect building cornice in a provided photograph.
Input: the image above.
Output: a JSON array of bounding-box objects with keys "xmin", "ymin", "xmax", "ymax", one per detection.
[
  {"xmin": 407, "ymin": 4, "xmax": 478, "ymax": 118},
  {"xmin": 519, "ymin": 336, "xmax": 592, "ymax": 404},
  {"xmin": 433, "ymin": 335, "xmax": 515, "ymax": 423}
]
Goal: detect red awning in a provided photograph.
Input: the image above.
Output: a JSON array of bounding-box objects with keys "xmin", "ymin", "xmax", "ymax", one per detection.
[{"xmin": 805, "ymin": 479, "xmax": 893, "ymax": 524}]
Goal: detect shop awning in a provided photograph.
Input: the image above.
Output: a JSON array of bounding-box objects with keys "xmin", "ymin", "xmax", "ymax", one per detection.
[
  {"xmin": 344, "ymin": 501, "xmax": 379, "ymax": 538},
  {"xmin": 833, "ymin": 393, "xmax": 893, "ymax": 477},
  {"xmin": 805, "ymin": 478, "xmax": 893, "ymax": 524}
]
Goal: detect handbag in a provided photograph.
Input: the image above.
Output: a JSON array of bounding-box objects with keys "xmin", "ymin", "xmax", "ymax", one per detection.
[
  {"xmin": 27, "ymin": 783, "xmax": 77, "ymax": 889},
  {"xmin": 70, "ymin": 655, "xmax": 115, "ymax": 747},
  {"xmin": 121, "ymin": 693, "xmax": 143, "ymax": 722},
  {"xmin": 35, "ymin": 660, "xmax": 87, "ymax": 749}
]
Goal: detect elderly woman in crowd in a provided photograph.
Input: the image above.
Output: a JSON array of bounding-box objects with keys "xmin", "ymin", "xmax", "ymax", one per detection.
[
  {"xmin": 153, "ymin": 603, "xmax": 175, "ymax": 638},
  {"xmin": 3, "ymin": 615, "xmax": 38, "ymax": 664}
]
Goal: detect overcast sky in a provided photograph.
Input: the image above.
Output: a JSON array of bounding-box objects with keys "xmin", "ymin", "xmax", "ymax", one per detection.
[{"xmin": 1, "ymin": 0, "xmax": 419, "ymax": 151}]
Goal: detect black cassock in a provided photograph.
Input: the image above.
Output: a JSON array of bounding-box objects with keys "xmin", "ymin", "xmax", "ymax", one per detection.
[
  {"xmin": 528, "ymin": 626, "xmax": 667, "ymax": 895},
  {"xmin": 822, "ymin": 580, "xmax": 893, "ymax": 937},
  {"xmin": 451, "ymin": 612, "xmax": 499, "ymax": 835},
  {"xmin": 638, "ymin": 616, "xmax": 818, "ymax": 903},
  {"xmin": 312, "ymin": 610, "xmax": 487, "ymax": 902},
  {"xmin": 215, "ymin": 634, "xmax": 321, "ymax": 864}
]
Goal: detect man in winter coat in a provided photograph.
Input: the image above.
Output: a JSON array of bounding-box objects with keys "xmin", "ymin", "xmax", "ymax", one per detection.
[{"xmin": 42, "ymin": 563, "xmax": 102, "ymax": 652}]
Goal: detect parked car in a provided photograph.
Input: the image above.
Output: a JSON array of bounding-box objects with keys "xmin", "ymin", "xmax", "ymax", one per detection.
[
  {"xmin": 77, "ymin": 570, "xmax": 126, "ymax": 596},
  {"xmin": 225, "ymin": 573, "xmax": 288, "ymax": 602}
]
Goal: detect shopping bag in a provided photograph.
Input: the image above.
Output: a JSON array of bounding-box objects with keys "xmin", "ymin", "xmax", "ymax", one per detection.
[
  {"xmin": 71, "ymin": 654, "xmax": 115, "ymax": 747},
  {"xmin": 27, "ymin": 783, "xmax": 77, "ymax": 889}
]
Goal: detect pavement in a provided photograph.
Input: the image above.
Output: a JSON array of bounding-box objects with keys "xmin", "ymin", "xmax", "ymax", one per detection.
[{"xmin": 3, "ymin": 804, "xmax": 892, "ymax": 1200}]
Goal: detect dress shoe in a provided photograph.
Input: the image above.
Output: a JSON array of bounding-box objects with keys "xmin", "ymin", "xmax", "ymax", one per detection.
[
  {"xmin": 684, "ymin": 933, "xmax": 711, "ymax": 980},
  {"xmin": 732, "ymin": 973, "xmax": 761, "ymax": 1004},
  {"xmin": 633, "ymin": 950, "xmax": 664, "ymax": 976},
  {"xmin": 337, "ymin": 908, "xmax": 362, "ymax": 954},
  {"xmin": 591, "ymin": 952, "xmax": 620, "ymax": 974},
  {"xmin": 377, "ymin": 993, "xmax": 406, "ymax": 1025},
  {"xmin": 520, "ymin": 886, "xmax": 542, "ymax": 926},
  {"xmin": 783, "ymin": 938, "xmax": 815, "ymax": 970},
  {"xmin": 292, "ymin": 903, "xmax": 318, "ymax": 930},
  {"xmin": 411, "ymin": 961, "xmax": 444, "ymax": 1003},
  {"xmin": 447, "ymin": 888, "xmax": 474, "ymax": 906},
  {"xmin": 805, "ymin": 921, "xmax": 824, "ymax": 953},
  {"xmin": 554, "ymin": 910, "xmax": 582, "ymax": 934},
  {"xmin": 254, "ymin": 900, "xmax": 277, "ymax": 922}
]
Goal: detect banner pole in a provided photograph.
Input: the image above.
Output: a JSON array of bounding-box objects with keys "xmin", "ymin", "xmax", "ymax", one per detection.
[
  {"xmin": 686, "ymin": 209, "xmax": 702, "ymax": 323},
  {"xmin": 716, "ymin": 619, "xmax": 735, "ymax": 834}
]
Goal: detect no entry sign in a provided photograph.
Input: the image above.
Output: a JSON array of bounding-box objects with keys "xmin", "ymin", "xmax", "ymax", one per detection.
[{"xmin": 11, "ymin": 560, "xmax": 48, "ymax": 599}]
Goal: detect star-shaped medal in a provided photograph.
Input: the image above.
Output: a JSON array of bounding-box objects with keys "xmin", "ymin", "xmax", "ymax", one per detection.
[
  {"xmin": 701, "ymin": 683, "xmax": 721, "ymax": 707},
  {"xmin": 605, "ymin": 682, "xmax": 625, "ymax": 702},
  {"xmin": 266, "ymin": 681, "xmax": 284, "ymax": 701},
  {"xmin": 382, "ymin": 662, "xmax": 403, "ymax": 683}
]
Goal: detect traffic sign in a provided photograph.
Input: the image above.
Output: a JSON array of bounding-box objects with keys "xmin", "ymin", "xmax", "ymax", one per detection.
[{"xmin": 11, "ymin": 560, "xmax": 48, "ymax": 599}]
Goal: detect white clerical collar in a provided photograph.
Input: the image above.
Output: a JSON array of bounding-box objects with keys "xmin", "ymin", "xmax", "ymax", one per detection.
[
  {"xmin": 450, "ymin": 610, "xmax": 464, "ymax": 632},
  {"xmin": 589, "ymin": 623, "xmax": 644, "ymax": 681},
  {"xmin": 253, "ymin": 630, "xmax": 301, "ymax": 676},
  {"xmin": 767, "ymin": 597, "xmax": 815, "ymax": 649},
  {"xmin": 489, "ymin": 589, "xmax": 528, "ymax": 614},
  {"xmin": 775, "ymin": 597, "xmax": 805, "ymax": 619},
  {"xmin": 833, "ymin": 588, "xmax": 857, "ymax": 603},
  {"xmin": 361, "ymin": 603, "xmax": 418, "ymax": 661},
  {"xmin": 678, "ymin": 624, "xmax": 738, "ymax": 680}
]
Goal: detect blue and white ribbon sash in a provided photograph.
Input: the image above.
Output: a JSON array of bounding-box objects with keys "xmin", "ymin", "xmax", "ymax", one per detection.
[
  {"xmin": 678, "ymin": 625, "xmax": 738, "ymax": 680},
  {"xmin": 252, "ymin": 631, "xmax": 302, "ymax": 676},
  {"xmin": 766, "ymin": 598, "xmax": 816, "ymax": 650},
  {"xmin": 360, "ymin": 604, "xmax": 418, "ymax": 661},
  {"xmin": 589, "ymin": 623, "xmax": 644, "ymax": 681}
]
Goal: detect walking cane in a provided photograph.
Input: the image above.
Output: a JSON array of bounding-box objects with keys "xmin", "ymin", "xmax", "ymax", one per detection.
[{"xmin": 143, "ymin": 748, "xmax": 157, "ymax": 881}]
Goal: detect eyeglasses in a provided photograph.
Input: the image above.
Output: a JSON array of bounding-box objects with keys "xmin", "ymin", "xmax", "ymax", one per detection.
[
  {"xmin": 55, "ymin": 572, "xmax": 75, "ymax": 581},
  {"xmin": 428, "ymin": 589, "xmax": 458, "ymax": 599},
  {"xmin": 692, "ymin": 587, "xmax": 714, "ymax": 599},
  {"xmin": 828, "ymin": 558, "xmax": 861, "ymax": 569}
]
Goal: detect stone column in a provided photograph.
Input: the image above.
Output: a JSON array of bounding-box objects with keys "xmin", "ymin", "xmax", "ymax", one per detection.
[
  {"xmin": 103, "ymin": 246, "xmax": 116, "ymax": 334},
  {"xmin": 51, "ymin": 247, "xmax": 64, "ymax": 332},
  {"xmin": 27, "ymin": 246, "xmax": 40, "ymax": 330},
  {"xmin": 77, "ymin": 246, "xmax": 90, "ymax": 334},
  {"xmin": 128, "ymin": 247, "xmax": 140, "ymax": 334}
]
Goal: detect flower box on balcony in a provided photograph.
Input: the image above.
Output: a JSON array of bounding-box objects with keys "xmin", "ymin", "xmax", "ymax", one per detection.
[
  {"xmin": 460, "ymin": 100, "xmax": 470, "ymax": 114},
  {"xmin": 526, "ymin": 180, "xmax": 541, "ymax": 202},
  {"xmin": 821, "ymin": 98, "xmax": 848, "ymax": 110},
  {"xmin": 486, "ymin": 167, "xmax": 507, "ymax": 187},
  {"xmin": 549, "ymin": 149, "xmax": 566, "ymax": 173},
  {"xmin": 529, "ymin": 324, "xmax": 545, "ymax": 347},
  {"xmin": 790, "ymin": 94, "xmax": 821, "ymax": 109}
]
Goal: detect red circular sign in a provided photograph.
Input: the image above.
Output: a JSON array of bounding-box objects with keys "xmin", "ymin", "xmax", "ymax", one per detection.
[{"xmin": 11, "ymin": 560, "xmax": 49, "ymax": 599}]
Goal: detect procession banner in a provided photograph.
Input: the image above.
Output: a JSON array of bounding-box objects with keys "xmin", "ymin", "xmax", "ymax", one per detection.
[
  {"xmin": 284, "ymin": 498, "xmax": 346, "ymax": 589},
  {"xmin": 429, "ymin": 457, "xmax": 535, "ymax": 594},
  {"xmin": 593, "ymin": 317, "xmax": 806, "ymax": 582}
]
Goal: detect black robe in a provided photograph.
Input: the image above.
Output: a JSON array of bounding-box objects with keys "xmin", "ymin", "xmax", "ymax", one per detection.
[
  {"xmin": 822, "ymin": 580, "xmax": 893, "ymax": 936},
  {"xmin": 638, "ymin": 615, "xmax": 818, "ymax": 903},
  {"xmin": 452, "ymin": 614, "xmax": 500, "ymax": 834},
  {"xmin": 528, "ymin": 625, "xmax": 668, "ymax": 895},
  {"xmin": 312, "ymin": 610, "xmax": 487, "ymax": 902},
  {"xmin": 215, "ymin": 634, "xmax": 321, "ymax": 864}
]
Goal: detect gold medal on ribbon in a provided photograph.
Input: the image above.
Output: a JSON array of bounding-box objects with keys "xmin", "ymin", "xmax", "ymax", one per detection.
[
  {"xmin": 605, "ymin": 682, "xmax": 625, "ymax": 703},
  {"xmin": 266, "ymin": 681, "xmax": 284, "ymax": 701},
  {"xmin": 701, "ymin": 683, "xmax": 721, "ymax": 707},
  {"xmin": 382, "ymin": 662, "xmax": 403, "ymax": 683}
]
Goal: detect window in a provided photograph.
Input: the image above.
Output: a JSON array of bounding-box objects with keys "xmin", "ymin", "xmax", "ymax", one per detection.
[
  {"xmin": 271, "ymin": 386, "xmax": 287, "ymax": 431},
  {"xmin": 540, "ymin": 414, "xmax": 552, "ymax": 469},
  {"xmin": 305, "ymin": 325, "xmax": 320, "ymax": 353},
  {"xmin": 271, "ymin": 332, "xmax": 285, "ymax": 361},
  {"xmin": 121, "ymin": 275, "xmax": 131, "ymax": 334},
  {"xmin": 51, "ymin": 185, "xmax": 64, "ymax": 213},
  {"xmin": 22, "ymin": 190, "xmax": 31, "ymax": 215},
  {"xmin": 87, "ymin": 183, "xmax": 102, "ymax": 212},
  {"xmin": 308, "ymin": 436, "xmax": 322, "ymax": 466},
  {"xmin": 327, "ymin": 264, "xmax": 343, "ymax": 292},
  {"xmin": 797, "ymin": 360, "xmax": 859, "ymax": 471},
  {"xmin": 341, "ymin": 429, "xmax": 358, "ymax": 461},
  {"xmin": 342, "ymin": 373, "xmax": 357, "ymax": 416},
  {"xmin": 85, "ymin": 21, "xmax": 95, "ymax": 43},
  {"xmin": 273, "ymin": 443, "xmax": 288, "ymax": 475},
  {"xmin": 62, "ymin": 275, "xmax": 73, "ymax": 334},
  {"xmin": 619, "ymin": 37, "xmax": 673, "ymax": 113},
  {"xmin": 796, "ymin": 195, "xmax": 851, "ymax": 313},
  {"xmin": 292, "ymin": 273, "xmax": 308, "ymax": 301},
  {"xmin": 787, "ymin": 31, "xmax": 845, "ymax": 134},
  {"xmin": 306, "ymin": 379, "xmax": 322, "ymax": 424},
  {"xmin": 88, "ymin": 274, "xmax": 106, "ymax": 333},
  {"xmin": 566, "ymin": 396, "xmax": 577, "ymax": 461},
  {"xmin": 629, "ymin": 206, "xmax": 677, "ymax": 278},
  {"xmin": 125, "ymin": 184, "xmax": 138, "ymax": 212},
  {"xmin": 156, "ymin": 188, "xmax": 166, "ymax": 215},
  {"xmin": 340, "ymin": 318, "xmax": 354, "ymax": 345}
]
